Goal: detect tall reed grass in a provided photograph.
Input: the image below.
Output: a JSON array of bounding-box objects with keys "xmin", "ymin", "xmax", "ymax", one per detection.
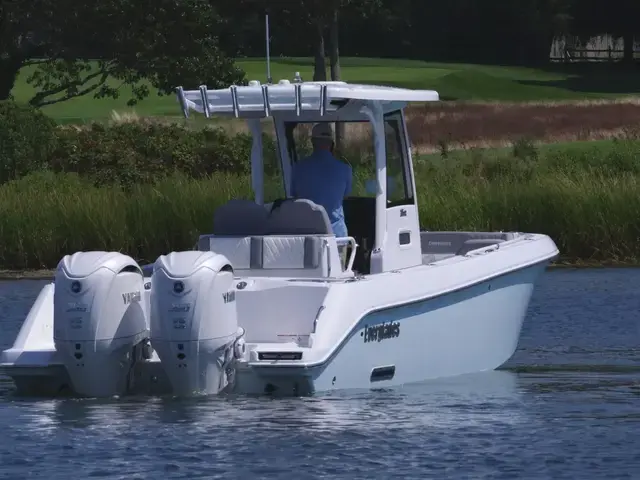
[{"xmin": 3, "ymin": 139, "xmax": 640, "ymax": 270}]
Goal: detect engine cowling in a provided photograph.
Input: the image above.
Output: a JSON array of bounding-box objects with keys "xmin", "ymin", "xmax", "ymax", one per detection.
[
  {"xmin": 150, "ymin": 251, "xmax": 239, "ymax": 396},
  {"xmin": 53, "ymin": 251, "xmax": 149, "ymax": 397}
]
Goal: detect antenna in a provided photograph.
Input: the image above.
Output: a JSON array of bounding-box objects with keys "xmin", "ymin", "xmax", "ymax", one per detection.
[{"xmin": 265, "ymin": 13, "xmax": 273, "ymax": 84}]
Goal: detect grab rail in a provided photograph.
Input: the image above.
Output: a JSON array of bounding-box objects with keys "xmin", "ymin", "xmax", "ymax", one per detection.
[{"xmin": 336, "ymin": 236, "xmax": 358, "ymax": 272}]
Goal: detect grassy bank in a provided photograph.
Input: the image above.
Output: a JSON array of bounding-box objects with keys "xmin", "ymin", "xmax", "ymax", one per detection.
[
  {"xmin": 10, "ymin": 57, "xmax": 640, "ymax": 155},
  {"xmin": 45, "ymin": 98, "xmax": 640, "ymax": 159},
  {"xmin": 11, "ymin": 57, "xmax": 640, "ymax": 123},
  {"xmin": 3, "ymin": 138, "xmax": 640, "ymax": 271}
]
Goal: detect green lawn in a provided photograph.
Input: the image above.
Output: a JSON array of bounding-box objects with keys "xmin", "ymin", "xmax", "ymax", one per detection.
[{"xmin": 10, "ymin": 57, "xmax": 640, "ymax": 124}]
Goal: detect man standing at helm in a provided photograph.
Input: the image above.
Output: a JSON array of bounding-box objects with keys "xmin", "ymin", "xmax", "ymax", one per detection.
[{"xmin": 292, "ymin": 122, "xmax": 353, "ymax": 239}]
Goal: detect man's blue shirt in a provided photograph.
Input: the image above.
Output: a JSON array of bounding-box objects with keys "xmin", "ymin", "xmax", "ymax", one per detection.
[{"xmin": 292, "ymin": 149, "xmax": 352, "ymax": 237}]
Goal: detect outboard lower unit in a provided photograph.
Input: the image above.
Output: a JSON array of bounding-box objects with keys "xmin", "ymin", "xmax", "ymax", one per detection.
[
  {"xmin": 150, "ymin": 251, "xmax": 243, "ymax": 396},
  {"xmin": 53, "ymin": 252, "xmax": 149, "ymax": 397}
]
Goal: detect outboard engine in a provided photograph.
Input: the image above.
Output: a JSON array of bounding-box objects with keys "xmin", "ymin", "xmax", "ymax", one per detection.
[
  {"xmin": 150, "ymin": 251, "xmax": 240, "ymax": 396},
  {"xmin": 53, "ymin": 251, "xmax": 149, "ymax": 397}
]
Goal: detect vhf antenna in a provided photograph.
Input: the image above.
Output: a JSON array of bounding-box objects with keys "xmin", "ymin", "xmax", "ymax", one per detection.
[{"xmin": 265, "ymin": 12, "xmax": 273, "ymax": 84}]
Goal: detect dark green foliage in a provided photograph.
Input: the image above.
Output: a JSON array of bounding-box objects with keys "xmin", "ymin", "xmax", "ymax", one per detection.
[
  {"xmin": 3, "ymin": 99, "xmax": 640, "ymax": 269},
  {"xmin": 0, "ymin": 100, "xmax": 281, "ymax": 189},
  {"xmin": 223, "ymin": 0, "xmax": 638, "ymax": 66},
  {"xmin": 3, "ymin": 0, "xmax": 639, "ymax": 115},
  {"xmin": 224, "ymin": 0, "xmax": 577, "ymax": 65},
  {"xmin": 49, "ymin": 123, "xmax": 255, "ymax": 189},
  {"xmin": 0, "ymin": 0, "xmax": 246, "ymax": 105},
  {"xmin": 4, "ymin": 139, "xmax": 640, "ymax": 270},
  {"xmin": 0, "ymin": 101, "xmax": 58, "ymax": 184}
]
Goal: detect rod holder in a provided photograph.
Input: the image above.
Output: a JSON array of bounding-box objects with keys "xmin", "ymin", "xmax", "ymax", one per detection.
[
  {"xmin": 261, "ymin": 85, "xmax": 271, "ymax": 117},
  {"xmin": 294, "ymin": 84, "xmax": 302, "ymax": 116},
  {"xmin": 319, "ymin": 85, "xmax": 327, "ymax": 116},
  {"xmin": 199, "ymin": 85, "xmax": 211, "ymax": 118},
  {"xmin": 230, "ymin": 85, "xmax": 240, "ymax": 117},
  {"xmin": 176, "ymin": 86, "xmax": 189, "ymax": 118}
]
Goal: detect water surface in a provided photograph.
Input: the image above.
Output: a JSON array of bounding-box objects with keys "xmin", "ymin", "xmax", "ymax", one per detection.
[{"xmin": 0, "ymin": 268, "xmax": 639, "ymax": 479}]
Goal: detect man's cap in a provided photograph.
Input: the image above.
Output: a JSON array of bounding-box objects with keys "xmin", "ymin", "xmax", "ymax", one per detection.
[{"xmin": 311, "ymin": 123, "xmax": 334, "ymax": 140}]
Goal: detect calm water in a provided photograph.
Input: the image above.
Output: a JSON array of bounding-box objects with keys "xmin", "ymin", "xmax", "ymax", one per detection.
[{"xmin": 0, "ymin": 269, "xmax": 639, "ymax": 479}]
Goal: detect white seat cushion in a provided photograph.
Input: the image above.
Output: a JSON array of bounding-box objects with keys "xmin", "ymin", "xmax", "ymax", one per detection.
[
  {"xmin": 262, "ymin": 236, "xmax": 323, "ymax": 270},
  {"xmin": 207, "ymin": 236, "xmax": 254, "ymax": 269},
  {"xmin": 200, "ymin": 234, "xmax": 330, "ymax": 277}
]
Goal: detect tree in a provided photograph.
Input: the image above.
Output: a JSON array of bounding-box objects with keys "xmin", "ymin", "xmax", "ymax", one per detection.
[
  {"xmin": 268, "ymin": 0, "xmax": 380, "ymax": 149},
  {"xmin": 0, "ymin": 0, "xmax": 246, "ymax": 107},
  {"xmin": 314, "ymin": 16, "xmax": 328, "ymax": 81},
  {"xmin": 326, "ymin": 1, "xmax": 382, "ymax": 149}
]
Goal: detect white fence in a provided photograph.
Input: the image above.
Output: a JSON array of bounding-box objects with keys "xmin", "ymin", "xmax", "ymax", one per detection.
[{"xmin": 550, "ymin": 34, "xmax": 640, "ymax": 62}]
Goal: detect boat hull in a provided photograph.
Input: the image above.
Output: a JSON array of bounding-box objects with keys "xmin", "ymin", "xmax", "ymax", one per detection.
[
  {"xmin": 231, "ymin": 260, "xmax": 547, "ymax": 395},
  {"xmin": 0, "ymin": 258, "xmax": 549, "ymax": 398}
]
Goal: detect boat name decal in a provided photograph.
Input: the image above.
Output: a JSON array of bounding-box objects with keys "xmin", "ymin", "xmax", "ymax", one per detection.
[{"xmin": 363, "ymin": 321, "xmax": 400, "ymax": 343}]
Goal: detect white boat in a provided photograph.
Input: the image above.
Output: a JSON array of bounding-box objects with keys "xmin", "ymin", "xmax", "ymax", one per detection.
[{"xmin": 0, "ymin": 77, "xmax": 559, "ymax": 398}]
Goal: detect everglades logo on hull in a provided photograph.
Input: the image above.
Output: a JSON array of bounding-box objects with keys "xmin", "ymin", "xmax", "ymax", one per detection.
[{"xmin": 362, "ymin": 321, "xmax": 400, "ymax": 343}]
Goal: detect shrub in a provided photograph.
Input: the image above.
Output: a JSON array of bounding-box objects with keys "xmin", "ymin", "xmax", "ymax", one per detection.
[
  {"xmin": 0, "ymin": 101, "xmax": 58, "ymax": 184},
  {"xmin": 49, "ymin": 123, "xmax": 264, "ymax": 189},
  {"xmin": 0, "ymin": 112, "xmax": 282, "ymax": 189}
]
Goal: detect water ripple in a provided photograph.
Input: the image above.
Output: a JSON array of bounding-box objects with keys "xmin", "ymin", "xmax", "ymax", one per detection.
[{"xmin": 0, "ymin": 269, "xmax": 639, "ymax": 479}]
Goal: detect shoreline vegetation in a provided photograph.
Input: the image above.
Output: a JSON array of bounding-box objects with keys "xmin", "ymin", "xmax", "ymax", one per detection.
[
  {"xmin": 4, "ymin": 58, "xmax": 640, "ymax": 273},
  {"xmin": 4, "ymin": 134, "xmax": 640, "ymax": 271},
  {"xmin": 101, "ymin": 96, "xmax": 640, "ymax": 155}
]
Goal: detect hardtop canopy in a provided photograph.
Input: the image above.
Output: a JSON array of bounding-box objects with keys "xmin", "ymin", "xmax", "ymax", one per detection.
[
  {"xmin": 176, "ymin": 79, "xmax": 439, "ymax": 120},
  {"xmin": 176, "ymin": 77, "xmax": 440, "ymax": 259}
]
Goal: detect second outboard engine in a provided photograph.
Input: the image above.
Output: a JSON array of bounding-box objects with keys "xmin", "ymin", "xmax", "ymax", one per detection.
[
  {"xmin": 150, "ymin": 251, "xmax": 240, "ymax": 396},
  {"xmin": 53, "ymin": 251, "xmax": 149, "ymax": 397}
]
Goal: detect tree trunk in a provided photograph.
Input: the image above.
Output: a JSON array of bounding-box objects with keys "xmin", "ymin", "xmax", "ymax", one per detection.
[
  {"xmin": 0, "ymin": 57, "xmax": 23, "ymax": 101},
  {"xmin": 328, "ymin": 5, "xmax": 344, "ymax": 153},
  {"xmin": 328, "ymin": 8, "xmax": 341, "ymax": 82},
  {"xmin": 623, "ymin": 31, "xmax": 635, "ymax": 65},
  {"xmin": 313, "ymin": 19, "xmax": 327, "ymax": 81}
]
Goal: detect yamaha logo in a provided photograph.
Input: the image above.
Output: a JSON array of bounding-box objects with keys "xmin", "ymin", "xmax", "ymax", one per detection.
[
  {"xmin": 122, "ymin": 291, "xmax": 141, "ymax": 305},
  {"xmin": 70, "ymin": 281, "xmax": 82, "ymax": 293},
  {"xmin": 173, "ymin": 281, "xmax": 185, "ymax": 293}
]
